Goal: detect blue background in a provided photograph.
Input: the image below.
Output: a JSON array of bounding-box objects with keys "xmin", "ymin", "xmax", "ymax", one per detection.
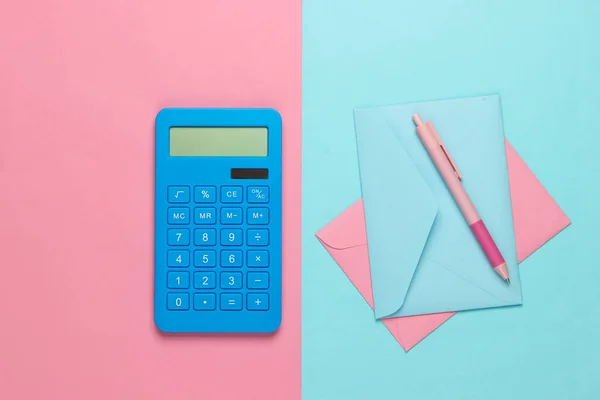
[{"xmin": 302, "ymin": 0, "xmax": 599, "ymax": 398}]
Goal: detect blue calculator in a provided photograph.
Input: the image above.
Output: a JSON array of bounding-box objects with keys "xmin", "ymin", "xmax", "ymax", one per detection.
[{"xmin": 154, "ymin": 108, "xmax": 282, "ymax": 333}]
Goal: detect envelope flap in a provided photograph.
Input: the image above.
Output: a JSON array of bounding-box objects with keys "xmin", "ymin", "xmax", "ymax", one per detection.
[
  {"xmin": 354, "ymin": 107, "xmax": 438, "ymax": 319},
  {"xmin": 316, "ymin": 200, "xmax": 367, "ymax": 249}
]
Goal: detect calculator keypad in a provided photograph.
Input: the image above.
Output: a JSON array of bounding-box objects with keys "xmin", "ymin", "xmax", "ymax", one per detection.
[{"xmin": 166, "ymin": 185, "xmax": 271, "ymax": 312}]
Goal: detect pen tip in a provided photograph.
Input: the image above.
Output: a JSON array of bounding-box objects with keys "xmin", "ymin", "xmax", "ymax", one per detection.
[
  {"xmin": 505, "ymin": 278, "xmax": 510, "ymax": 284},
  {"xmin": 412, "ymin": 114, "xmax": 423, "ymax": 127}
]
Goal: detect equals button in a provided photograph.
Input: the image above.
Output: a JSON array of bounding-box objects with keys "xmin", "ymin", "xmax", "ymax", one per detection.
[{"xmin": 220, "ymin": 294, "xmax": 242, "ymax": 311}]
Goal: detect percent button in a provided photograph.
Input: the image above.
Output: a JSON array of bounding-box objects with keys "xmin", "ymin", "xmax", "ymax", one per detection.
[
  {"xmin": 247, "ymin": 186, "xmax": 269, "ymax": 203},
  {"xmin": 195, "ymin": 186, "xmax": 216, "ymax": 203}
]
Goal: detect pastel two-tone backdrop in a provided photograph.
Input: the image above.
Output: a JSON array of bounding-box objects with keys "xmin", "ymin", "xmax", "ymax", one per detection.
[
  {"xmin": 303, "ymin": 0, "xmax": 599, "ymax": 399},
  {"xmin": 0, "ymin": 1, "xmax": 300, "ymax": 399},
  {"xmin": 2, "ymin": 0, "xmax": 600, "ymax": 399}
]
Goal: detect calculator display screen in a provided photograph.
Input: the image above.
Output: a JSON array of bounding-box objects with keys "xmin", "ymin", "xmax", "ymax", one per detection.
[{"xmin": 169, "ymin": 127, "xmax": 268, "ymax": 156}]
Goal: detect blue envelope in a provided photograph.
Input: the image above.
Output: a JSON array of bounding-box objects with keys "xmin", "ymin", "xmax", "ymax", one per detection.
[{"xmin": 353, "ymin": 95, "xmax": 523, "ymax": 319}]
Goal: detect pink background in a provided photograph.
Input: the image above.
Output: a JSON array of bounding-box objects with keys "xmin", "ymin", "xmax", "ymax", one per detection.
[{"xmin": 0, "ymin": 1, "xmax": 301, "ymax": 399}]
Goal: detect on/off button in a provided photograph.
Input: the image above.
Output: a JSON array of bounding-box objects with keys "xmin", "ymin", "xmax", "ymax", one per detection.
[{"xmin": 220, "ymin": 186, "xmax": 242, "ymax": 203}]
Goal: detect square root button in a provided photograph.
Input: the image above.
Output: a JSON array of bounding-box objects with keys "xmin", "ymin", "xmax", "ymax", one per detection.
[{"xmin": 168, "ymin": 186, "xmax": 190, "ymax": 203}]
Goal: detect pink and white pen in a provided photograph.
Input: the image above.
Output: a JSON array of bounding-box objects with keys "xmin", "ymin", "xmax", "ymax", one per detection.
[{"xmin": 412, "ymin": 114, "xmax": 510, "ymax": 284}]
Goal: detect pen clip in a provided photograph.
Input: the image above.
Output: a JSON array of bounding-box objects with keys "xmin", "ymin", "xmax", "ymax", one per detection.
[{"xmin": 426, "ymin": 121, "xmax": 462, "ymax": 181}]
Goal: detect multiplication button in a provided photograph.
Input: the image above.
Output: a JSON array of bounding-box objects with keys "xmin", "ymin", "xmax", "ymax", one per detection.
[{"xmin": 247, "ymin": 250, "xmax": 269, "ymax": 267}]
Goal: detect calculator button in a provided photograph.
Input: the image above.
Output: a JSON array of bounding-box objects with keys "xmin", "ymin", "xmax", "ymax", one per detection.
[
  {"xmin": 194, "ymin": 229, "xmax": 216, "ymax": 246},
  {"xmin": 247, "ymin": 251, "xmax": 269, "ymax": 267},
  {"xmin": 247, "ymin": 293, "xmax": 269, "ymax": 311},
  {"xmin": 221, "ymin": 186, "xmax": 243, "ymax": 203},
  {"xmin": 247, "ymin": 186, "xmax": 269, "ymax": 203},
  {"xmin": 221, "ymin": 250, "xmax": 243, "ymax": 267},
  {"xmin": 220, "ymin": 293, "xmax": 243, "ymax": 311},
  {"xmin": 168, "ymin": 208, "xmax": 190, "ymax": 225},
  {"xmin": 247, "ymin": 229, "xmax": 269, "ymax": 246},
  {"xmin": 194, "ymin": 293, "xmax": 216, "ymax": 311},
  {"xmin": 167, "ymin": 272, "xmax": 190, "ymax": 289},
  {"xmin": 168, "ymin": 186, "xmax": 190, "ymax": 203},
  {"xmin": 195, "ymin": 186, "xmax": 216, "ymax": 203},
  {"xmin": 221, "ymin": 228, "xmax": 243, "ymax": 246},
  {"xmin": 194, "ymin": 271, "xmax": 216, "ymax": 289},
  {"xmin": 194, "ymin": 250, "xmax": 216, "ymax": 267},
  {"xmin": 194, "ymin": 207, "xmax": 216, "ymax": 224},
  {"xmin": 167, "ymin": 250, "xmax": 189, "ymax": 267},
  {"xmin": 167, "ymin": 229, "xmax": 190, "ymax": 246},
  {"xmin": 247, "ymin": 208, "xmax": 269, "ymax": 225},
  {"xmin": 247, "ymin": 272, "xmax": 269, "ymax": 289},
  {"xmin": 220, "ymin": 272, "xmax": 243, "ymax": 289},
  {"xmin": 167, "ymin": 293, "xmax": 189, "ymax": 310},
  {"xmin": 221, "ymin": 207, "xmax": 243, "ymax": 224}
]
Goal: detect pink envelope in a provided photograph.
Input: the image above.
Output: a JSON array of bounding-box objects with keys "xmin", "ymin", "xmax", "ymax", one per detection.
[{"xmin": 316, "ymin": 140, "xmax": 570, "ymax": 351}]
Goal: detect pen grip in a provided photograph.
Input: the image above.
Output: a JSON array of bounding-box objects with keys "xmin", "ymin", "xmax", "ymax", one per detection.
[{"xmin": 470, "ymin": 220, "xmax": 505, "ymax": 268}]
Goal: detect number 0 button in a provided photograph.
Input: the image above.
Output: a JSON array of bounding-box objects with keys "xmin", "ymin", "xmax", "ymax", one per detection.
[{"xmin": 167, "ymin": 293, "xmax": 189, "ymax": 310}]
